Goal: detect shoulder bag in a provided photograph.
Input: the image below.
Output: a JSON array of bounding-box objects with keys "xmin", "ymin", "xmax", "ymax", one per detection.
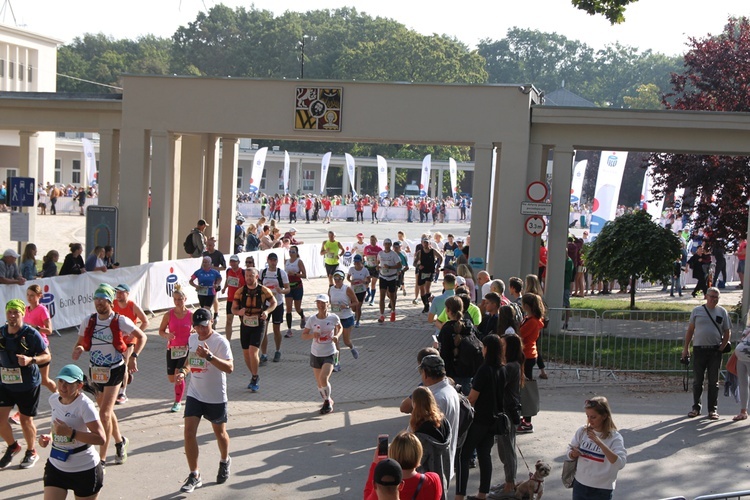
[
  {"xmin": 520, "ymin": 378, "xmax": 540, "ymax": 417},
  {"xmin": 561, "ymin": 427, "xmax": 583, "ymax": 488},
  {"xmin": 490, "ymin": 367, "xmax": 510, "ymax": 436}
]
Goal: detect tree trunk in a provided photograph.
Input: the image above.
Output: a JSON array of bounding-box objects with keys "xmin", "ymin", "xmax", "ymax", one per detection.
[{"xmin": 630, "ymin": 276, "xmax": 637, "ymax": 309}]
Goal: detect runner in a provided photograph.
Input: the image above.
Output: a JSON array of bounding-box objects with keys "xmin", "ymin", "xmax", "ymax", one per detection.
[
  {"xmin": 328, "ymin": 270, "xmax": 359, "ymax": 371},
  {"xmin": 24, "ymin": 285, "xmax": 56, "ymax": 393},
  {"xmin": 396, "ymin": 231, "xmax": 412, "ymax": 296},
  {"xmin": 377, "ymin": 239, "xmax": 402, "ymax": 323},
  {"xmin": 112, "ymin": 284, "xmax": 149, "ymax": 405},
  {"xmin": 284, "ymin": 245, "xmax": 307, "ymax": 338},
  {"xmin": 176, "ymin": 308, "xmax": 234, "ymax": 493},
  {"xmin": 320, "ymin": 231, "xmax": 345, "ymax": 287},
  {"xmin": 157, "ymin": 285, "xmax": 193, "ymax": 413},
  {"xmin": 414, "ymin": 237, "xmax": 438, "ymax": 313},
  {"xmin": 363, "ymin": 235, "xmax": 383, "ymax": 306},
  {"xmin": 300, "ymin": 295, "xmax": 341, "ymax": 415},
  {"xmin": 392, "ymin": 242, "xmax": 410, "ymax": 301},
  {"xmin": 347, "ymin": 255, "xmax": 370, "ymax": 328},
  {"xmin": 189, "ymin": 257, "xmax": 222, "ymax": 322},
  {"xmin": 259, "ymin": 253, "xmax": 291, "ymax": 363},
  {"xmin": 72, "ymin": 284, "xmax": 147, "ymax": 468},
  {"xmin": 221, "ymin": 255, "xmax": 245, "ymax": 341},
  {"xmin": 351, "ymin": 233, "xmax": 366, "ymax": 258}
]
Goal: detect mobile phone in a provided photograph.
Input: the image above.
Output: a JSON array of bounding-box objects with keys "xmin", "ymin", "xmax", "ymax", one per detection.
[{"xmin": 376, "ymin": 434, "xmax": 389, "ymax": 459}]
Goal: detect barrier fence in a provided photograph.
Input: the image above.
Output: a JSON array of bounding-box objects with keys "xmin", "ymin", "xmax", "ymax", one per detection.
[{"xmin": 661, "ymin": 491, "xmax": 750, "ymax": 500}]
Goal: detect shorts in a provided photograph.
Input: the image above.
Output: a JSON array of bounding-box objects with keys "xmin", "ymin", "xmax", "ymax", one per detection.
[
  {"xmin": 226, "ymin": 300, "xmax": 235, "ymax": 315},
  {"xmin": 270, "ymin": 303, "xmax": 284, "ymax": 324},
  {"xmin": 0, "ymin": 384, "xmax": 41, "ymax": 417},
  {"xmin": 166, "ymin": 350, "xmax": 189, "ymax": 376},
  {"xmin": 340, "ymin": 316, "xmax": 355, "ymax": 329},
  {"xmin": 90, "ymin": 364, "xmax": 126, "ymax": 392},
  {"xmin": 325, "ymin": 264, "xmax": 339, "ymax": 276},
  {"xmin": 184, "ymin": 396, "xmax": 228, "ymax": 424},
  {"xmin": 366, "ymin": 267, "xmax": 379, "ymax": 278},
  {"xmin": 285, "ymin": 286, "xmax": 304, "ymax": 301},
  {"xmin": 355, "ymin": 292, "xmax": 367, "ymax": 303},
  {"xmin": 310, "ymin": 353, "xmax": 335, "ymax": 369},
  {"xmin": 198, "ymin": 294, "xmax": 215, "ymax": 308},
  {"xmin": 739, "ymin": 260, "xmax": 746, "ymax": 274},
  {"xmin": 563, "ymin": 289, "xmax": 571, "ymax": 308},
  {"xmin": 417, "ymin": 272, "xmax": 434, "ymax": 286},
  {"xmin": 576, "ymin": 266, "xmax": 586, "ymax": 274},
  {"xmin": 240, "ymin": 324, "xmax": 265, "ymax": 349},
  {"xmin": 379, "ymin": 278, "xmax": 398, "ymax": 293},
  {"xmin": 44, "ymin": 460, "xmax": 104, "ymax": 498}
]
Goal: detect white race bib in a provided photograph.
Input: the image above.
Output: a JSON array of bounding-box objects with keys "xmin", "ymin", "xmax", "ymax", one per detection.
[
  {"xmin": 170, "ymin": 346, "xmax": 189, "ymax": 359},
  {"xmin": 0, "ymin": 367, "xmax": 22, "ymax": 384},
  {"xmin": 90, "ymin": 366, "xmax": 111, "ymax": 384},
  {"xmin": 243, "ymin": 315, "xmax": 260, "ymax": 327},
  {"xmin": 226, "ymin": 277, "xmax": 240, "ymax": 288}
]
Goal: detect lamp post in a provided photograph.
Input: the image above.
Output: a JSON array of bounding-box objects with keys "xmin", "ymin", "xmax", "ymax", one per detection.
[{"xmin": 299, "ymin": 35, "xmax": 309, "ymax": 79}]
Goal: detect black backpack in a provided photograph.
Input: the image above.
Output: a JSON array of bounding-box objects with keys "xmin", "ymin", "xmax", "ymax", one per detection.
[
  {"xmin": 455, "ymin": 389, "xmax": 475, "ymax": 448},
  {"xmin": 183, "ymin": 231, "xmax": 197, "ymax": 255},
  {"xmin": 452, "ymin": 320, "xmax": 484, "ymax": 378}
]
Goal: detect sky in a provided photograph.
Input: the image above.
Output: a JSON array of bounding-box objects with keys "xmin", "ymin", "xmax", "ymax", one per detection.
[{"xmin": 2, "ymin": 0, "xmax": 748, "ymax": 56}]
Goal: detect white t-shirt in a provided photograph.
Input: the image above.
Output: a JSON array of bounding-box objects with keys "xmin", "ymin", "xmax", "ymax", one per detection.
[
  {"xmin": 77, "ymin": 313, "xmax": 136, "ymax": 367},
  {"xmin": 480, "ymin": 282, "xmax": 492, "ymax": 301},
  {"xmin": 378, "ymin": 250, "xmax": 401, "ymax": 280},
  {"xmin": 186, "ymin": 332, "xmax": 233, "ymax": 404},
  {"xmin": 351, "ymin": 241, "xmax": 366, "ymax": 256},
  {"xmin": 261, "ymin": 267, "xmax": 290, "ymax": 302},
  {"xmin": 348, "ymin": 266, "xmax": 370, "ymax": 294},
  {"xmin": 307, "ymin": 314, "xmax": 340, "ymax": 357},
  {"xmin": 329, "ymin": 285, "xmax": 354, "ymax": 319},
  {"xmin": 47, "ymin": 392, "xmax": 101, "ymax": 473}
]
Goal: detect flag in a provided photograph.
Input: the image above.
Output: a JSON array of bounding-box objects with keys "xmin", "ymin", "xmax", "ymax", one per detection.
[
  {"xmin": 420, "ymin": 154, "xmax": 431, "ymax": 198},
  {"xmin": 320, "ymin": 152, "xmax": 331, "ymax": 194},
  {"xmin": 570, "ymin": 159, "xmax": 587, "ymax": 205},
  {"xmin": 345, "ymin": 153, "xmax": 357, "ymax": 198},
  {"xmin": 449, "ymin": 158, "xmax": 458, "ymax": 198},
  {"xmin": 590, "ymin": 151, "xmax": 628, "ymax": 236},
  {"xmin": 643, "ymin": 166, "xmax": 664, "ymax": 220},
  {"xmin": 377, "ymin": 155, "xmax": 388, "ymax": 198},
  {"xmin": 248, "ymin": 147, "xmax": 268, "ymax": 194},
  {"xmin": 283, "ymin": 151, "xmax": 290, "ymax": 194},
  {"xmin": 82, "ymin": 138, "xmax": 97, "ymax": 186}
]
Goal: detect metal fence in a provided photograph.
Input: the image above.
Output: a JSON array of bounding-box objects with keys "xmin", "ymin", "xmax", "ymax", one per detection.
[{"xmin": 659, "ymin": 492, "xmax": 750, "ymax": 500}]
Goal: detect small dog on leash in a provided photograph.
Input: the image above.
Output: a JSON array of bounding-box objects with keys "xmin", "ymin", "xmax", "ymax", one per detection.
[{"xmin": 515, "ymin": 460, "xmax": 552, "ymax": 499}]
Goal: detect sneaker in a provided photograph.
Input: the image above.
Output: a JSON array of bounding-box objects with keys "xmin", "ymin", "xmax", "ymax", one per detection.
[
  {"xmin": 378, "ymin": 315, "xmax": 385, "ymax": 323},
  {"xmin": 217, "ymin": 457, "xmax": 231, "ymax": 484},
  {"xmin": 412, "ymin": 298, "xmax": 418, "ymax": 305},
  {"xmin": 116, "ymin": 393, "xmax": 128, "ymax": 405},
  {"xmin": 422, "ymin": 306, "xmax": 429, "ymax": 314},
  {"xmin": 516, "ymin": 422, "xmax": 534, "ymax": 434},
  {"xmin": 284, "ymin": 329, "xmax": 293, "ymax": 338},
  {"xmin": 320, "ymin": 399, "xmax": 334, "ymax": 415},
  {"xmin": 300, "ymin": 316, "xmax": 306, "ymax": 329},
  {"xmin": 8, "ymin": 412, "xmax": 20, "ymax": 425},
  {"xmin": 114, "ymin": 436, "xmax": 128, "ymax": 464},
  {"xmin": 19, "ymin": 449, "xmax": 39, "ymax": 469},
  {"xmin": 390, "ymin": 311, "xmax": 396, "ymax": 322},
  {"xmin": 180, "ymin": 472, "xmax": 203, "ymax": 493},
  {"xmin": 171, "ymin": 402, "xmax": 182, "ymax": 413},
  {"xmin": 248, "ymin": 375, "xmax": 260, "ymax": 392},
  {"xmin": 355, "ymin": 320, "xmax": 360, "ymax": 328},
  {"xmin": 469, "ymin": 456, "xmax": 477, "ymax": 468},
  {"xmin": 259, "ymin": 354, "xmax": 268, "ymax": 366},
  {"xmin": 369, "ymin": 301, "xmax": 375, "ymax": 306},
  {"xmin": 333, "ymin": 363, "xmax": 341, "ymax": 372},
  {"xmin": 273, "ymin": 351, "xmax": 281, "ymax": 362},
  {"xmin": 351, "ymin": 348, "xmax": 359, "ymax": 359},
  {"xmin": 0, "ymin": 442, "xmax": 21, "ymax": 469}
]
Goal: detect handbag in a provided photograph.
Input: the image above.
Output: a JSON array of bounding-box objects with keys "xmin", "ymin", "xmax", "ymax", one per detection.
[
  {"xmin": 490, "ymin": 367, "xmax": 510, "ymax": 436},
  {"xmin": 561, "ymin": 427, "xmax": 583, "ymax": 488},
  {"xmin": 520, "ymin": 379, "xmax": 540, "ymax": 417},
  {"xmin": 727, "ymin": 351, "xmax": 738, "ymax": 375}
]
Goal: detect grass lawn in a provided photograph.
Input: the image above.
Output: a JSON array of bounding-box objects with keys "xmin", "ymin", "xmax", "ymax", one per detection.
[{"xmin": 569, "ymin": 297, "xmax": 693, "ymax": 316}]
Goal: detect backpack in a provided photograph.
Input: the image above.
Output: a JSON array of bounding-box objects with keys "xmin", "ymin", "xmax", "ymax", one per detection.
[
  {"xmin": 78, "ymin": 313, "xmax": 128, "ymax": 354},
  {"xmin": 508, "ymin": 301, "xmax": 524, "ymax": 326},
  {"xmin": 452, "ymin": 320, "xmax": 484, "ymax": 377},
  {"xmin": 234, "ymin": 225, "xmax": 246, "ymax": 248},
  {"xmin": 455, "ymin": 389, "xmax": 475, "ymax": 449},
  {"xmin": 261, "ymin": 269, "xmax": 284, "ymax": 301},
  {"xmin": 183, "ymin": 231, "xmax": 197, "ymax": 255}
]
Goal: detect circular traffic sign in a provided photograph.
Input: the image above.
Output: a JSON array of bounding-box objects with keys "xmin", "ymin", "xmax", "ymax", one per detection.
[
  {"xmin": 526, "ymin": 181, "xmax": 548, "ymax": 202},
  {"xmin": 525, "ymin": 216, "xmax": 546, "ymax": 236}
]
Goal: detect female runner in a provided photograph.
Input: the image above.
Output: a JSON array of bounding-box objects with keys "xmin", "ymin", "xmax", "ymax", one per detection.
[{"xmin": 157, "ymin": 285, "xmax": 193, "ymax": 412}]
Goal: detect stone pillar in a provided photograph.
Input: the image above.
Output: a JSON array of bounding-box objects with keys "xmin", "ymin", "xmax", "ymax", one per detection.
[
  {"xmin": 519, "ymin": 144, "xmax": 548, "ymax": 276},
  {"xmin": 97, "ymin": 129, "xmax": 120, "ymax": 207},
  {"xmin": 118, "ymin": 127, "xmax": 150, "ymax": 265},
  {"xmin": 169, "ymin": 135, "xmax": 183, "ymax": 260},
  {"xmin": 355, "ymin": 162, "xmax": 362, "ymax": 195},
  {"xmin": 149, "ymin": 131, "xmax": 173, "ymax": 262},
  {"xmin": 342, "ymin": 162, "xmax": 350, "ymax": 197},
  {"xmin": 545, "ymin": 145, "xmax": 575, "ymax": 312},
  {"xmin": 177, "ymin": 134, "xmax": 206, "ymax": 257},
  {"xmin": 219, "ymin": 138, "xmax": 239, "ymax": 254},
  {"xmin": 437, "ymin": 166, "xmax": 444, "ymax": 199},
  {"xmin": 389, "ymin": 163, "xmax": 397, "ymax": 198},
  {"xmin": 202, "ymin": 135, "xmax": 220, "ymax": 237},
  {"xmin": 469, "ymin": 144, "xmax": 495, "ymax": 268},
  {"xmin": 17, "ymin": 131, "xmax": 38, "ymax": 251}
]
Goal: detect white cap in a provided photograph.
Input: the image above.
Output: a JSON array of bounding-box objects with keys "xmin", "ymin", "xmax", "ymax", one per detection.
[
  {"xmin": 315, "ymin": 294, "xmax": 330, "ymax": 303},
  {"xmin": 2, "ymin": 249, "xmax": 19, "ymax": 259},
  {"xmin": 455, "ymin": 276, "xmax": 466, "ymax": 286}
]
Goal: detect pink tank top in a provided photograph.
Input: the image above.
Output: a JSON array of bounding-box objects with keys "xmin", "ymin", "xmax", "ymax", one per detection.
[
  {"xmin": 168, "ymin": 309, "xmax": 193, "ymax": 348},
  {"xmin": 25, "ymin": 305, "xmax": 51, "ymax": 346}
]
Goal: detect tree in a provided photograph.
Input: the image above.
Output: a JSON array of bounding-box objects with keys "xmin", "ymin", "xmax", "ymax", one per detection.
[
  {"xmin": 571, "ymin": 0, "xmax": 638, "ymax": 24},
  {"xmin": 650, "ymin": 17, "xmax": 750, "ymax": 243},
  {"xmin": 586, "ymin": 210, "xmax": 681, "ymax": 309}
]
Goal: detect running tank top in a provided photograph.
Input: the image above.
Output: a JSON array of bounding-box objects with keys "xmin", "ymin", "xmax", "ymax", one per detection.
[
  {"xmin": 114, "ymin": 300, "xmax": 137, "ymax": 322},
  {"xmin": 285, "ymin": 258, "xmax": 303, "ymax": 285},
  {"xmin": 323, "ymin": 241, "xmax": 340, "ymax": 265},
  {"xmin": 329, "ymin": 285, "xmax": 353, "ymax": 319},
  {"xmin": 168, "ymin": 309, "xmax": 193, "ymax": 348}
]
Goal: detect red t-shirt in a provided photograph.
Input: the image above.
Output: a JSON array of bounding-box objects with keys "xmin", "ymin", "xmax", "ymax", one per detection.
[
  {"xmin": 225, "ymin": 267, "xmax": 246, "ymax": 299},
  {"xmin": 322, "ymin": 199, "xmax": 331, "ymax": 210},
  {"xmin": 363, "ymin": 462, "xmax": 442, "ymax": 500},
  {"xmin": 305, "ymin": 198, "xmax": 313, "ymax": 210}
]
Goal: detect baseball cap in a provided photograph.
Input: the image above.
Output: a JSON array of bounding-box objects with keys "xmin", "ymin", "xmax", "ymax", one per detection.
[
  {"xmin": 356, "ymin": 233, "xmax": 364, "ymax": 238},
  {"xmin": 315, "ymin": 294, "xmax": 330, "ymax": 303},
  {"xmin": 56, "ymin": 364, "xmax": 84, "ymax": 383},
  {"xmin": 229, "ymin": 254, "xmax": 240, "ymax": 262},
  {"xmin": 384, "ymin": 238, "xmax": 392, "ymax": 245},
  {"xmin": 192, "ymin": 308, "xmax": 212, "ymax": 327},
  {"xmin": 268, "ymin": 252, "xmax": 278, "ymax": 260},
  {"xmin": 393, "ymin": 241, "xmax": 401, "ymax": 246},
  {"xmin": 455, "ymin": 276, "xmax": 466, "ymax": 286},
  {"xmin": 93, "ymin": 283, "xmax": 116, "ymax": 302},
  {"xmin": 353, "ymin": 254, "xmax": 363, "ymax": 262},
  {"xmin": 235, "ymin": 214, "xmax": 245, "ymax": 221},
  {"xmin": 420, "ymin": 354, "xmax": 446, "ymax": 372},
  {"xmin": 333, "ymin": 270, "xmax": 346, "ymax": 279},
  {"xmin": 3, "ymin": 248, "xmax": 20, "ymax": 259},
  {"xmin": 374, "ymin": 458, "xmax": 403, "ymax": 486},
  {"xmin": 197, "ymin": 219, "xmax": 209, "ymax": 227},
  {"xmin": 289, "ymin": 227, "xmax": 297, "ymax": 233},
  {"xmin": 114, "ymin": 284, "xmax": 130, "ymax": 292}
]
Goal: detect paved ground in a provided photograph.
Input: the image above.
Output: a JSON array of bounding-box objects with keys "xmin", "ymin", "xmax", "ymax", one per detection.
[{"xmin": 1, "ymin": 212, "xmax": 750, "ymax": 499}]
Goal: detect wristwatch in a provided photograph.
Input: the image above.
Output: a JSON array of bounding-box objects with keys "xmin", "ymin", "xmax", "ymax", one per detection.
[
  {"xmin": 131, "ymin": 353, "xmax": 139, "ymax": 359},
  {"xmin": 206, "ymin": 352, "xmax": 214, "ymax": 362}
]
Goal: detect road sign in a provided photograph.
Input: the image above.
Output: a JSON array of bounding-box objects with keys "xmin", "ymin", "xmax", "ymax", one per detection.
[
  {"xmin": 525, "ymin": 216, "xmax": 546, "ymax": 236},
  {"xmin": 8, "ymin": 177, "xmax": 35, "ymax": 207},
  {"xmin": 526, "ymin": 181, "xmax": 548, "ymax": 202},
  {"xmin": 521, "ymin": 201, "xmax": 552, "ymax": 216}
]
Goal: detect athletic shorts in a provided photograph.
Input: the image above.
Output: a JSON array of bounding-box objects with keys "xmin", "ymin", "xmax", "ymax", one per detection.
[
  {"xmin": 285, "ymin": 286, "xmax": 304, "ymax": 301},
  {"xmin": 325, "ymin": 264, "xmax": 339, "ymax": 276},
  {"xmin": 166, "ymin": 350, "xmax": 189, "ymax": 376},
  {"xmin": 340, "ymin": 316, "xmax": 355, "ymax": 329},
  {"xmin": 366, "ymin": 267, "xmax": 379, "ymax": 278},
  {"xmin": 240, "ymin": 324, "xmax": 265, "ymax": 349},
  {"xmin": 270, "ymin": 303, "xmax": 284, "ymax": 324},
  {"xmin": 739, "ymin": 260, "xmax": 746, "ymax": 274},
  {"xmin": 90, "ymin": 364, "xmax": 126, "ymax": 393},
  {"xmin": 226, "ymin": 300, "xmax": 235, "ymax": 315},
  {"xmin": 310, "ymin": 354, "xmax": 335, "ymax": 369},
  {"xmin": 44, "ymin": 460, "xmax": 104, "ymax": 498},
  {"xmin": 379, "ymin": 278, "xmax": 398, "ymax": 292},
  {"xmin": 417, "ymin": 272, "xmax": 434, "ymax": 286},
  {"xmin": 184, "ymin": 396, "xmax": 228, "ymax": 424},
  {"xmin": 355, "ymin": 292, "xmax": 367, "ymax": 304},
  {"xmin": 198, "ymin": 295, "xmax": 215, "ymax": 308},
  {"xmin": 0, "ymin": 384, "xmax": 41, "ymax": 417}
]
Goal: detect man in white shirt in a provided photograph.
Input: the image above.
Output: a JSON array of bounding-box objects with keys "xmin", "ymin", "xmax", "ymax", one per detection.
[
  {"xmin": 376, "ymin": 239, "xmax": 402, "ymax": 323},
  {"xmin": 259, "ymin": 253, "xmax": 290, "ymax": 363}
]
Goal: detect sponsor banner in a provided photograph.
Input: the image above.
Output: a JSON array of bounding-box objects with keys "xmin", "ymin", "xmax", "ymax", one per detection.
[
  {"xmin": 248, "ymin": 147, "xmax": 268, "ymax": 194},
  {"xmin": 283, "ymin": 151, "xmax": 290, "ymax": 194},
  {"xmin": 570, "ymin": 159, "xmax": 587, "ymax": 205},
  {"xmin": 420, "ymin": 155, "xmax": 431, "ymax": 198},
  {"xmin": 449, "ymin": 158, "xmax": 458, "ymax": 198},
  {"xmin": 377, "ymin": 155, "xmax": 389, "ymax": 198},
  {"xmin": 590, "ymin": 151, "xmax": 628, "ymax": 236},
  {"xmin": 320, "ymin": 152, "xmax": 331, "ymax": 194},
  {"xmin": 345, "ymin": 153, "xmax": 357, "ymax": 197}
]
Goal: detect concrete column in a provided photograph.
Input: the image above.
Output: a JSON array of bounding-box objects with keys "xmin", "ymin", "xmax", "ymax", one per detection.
[
  {"xmin": 169, "ymin": 135, "xmax": 183, "ymax": 260},
  {"xmin": 355, "ymin": 163, "xmax": 362, "ymax": 195},
  {"xmin": 295, "ymin": 159, "xmax": 303, "ymax": 194},
  {"xmin": 469, "ymin": 144, "xmax": 495, "ymax": 269},
  {"xmin": 97, "ymin": 129, "xmax": 120, "ymax": 207},
  {"xmin": 18, "ymin": 131, "xmax": 38, "ymax": 251},
  {"xmin": 218, "ymin": 138, "xmax": 239, "ymax": 254},
  {"xmin": 519, "ymin": 144, "xmax": 548, "ymax": 276},
  {"xmin": 118, "ymin": 127, "xmax": 150, "ymax": 265},
  {"xmin": 429, "ymin": 168, "xmax": 437, "ymax": 198},
  {"xmin": 437, "ymin": 166, "xmax": 444, "ymax": 199},
  {"xmin": 545, "ymin": 145, "xmax": 575, "ymax": 313},
  {"xmin": 202, "ymin": 135, "xmax": 220, "ymax": 237},
  {"xmin": 342, "ymin": 162, "xmax": 350, "ymax": 197},
  {"xmin": 149, "ymin": 131, "xmax": 173, "ymax": 262},
  {"xmin": 177, "ymin": 135, "xmax": 206, "ymax": 256},
  {"xmin": 389, "ymin": 164, "xmax": 397, "ymax": 198}
]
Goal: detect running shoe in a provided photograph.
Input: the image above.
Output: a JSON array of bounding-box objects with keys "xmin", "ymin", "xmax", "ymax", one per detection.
[
  {"xmin": 355, "ymin": 320, "xmax": 360, "ymax": 328},
  {"xmin": 516, "ymin": 422, "xmax": 534, "ymax": 434},
  {"xmin": 333, "ymin": 362, "xmax": 341, "ymax": 372},
  {"xmin": 8, "ymin": 412, "xmax": 20, "ymax": 425},
  {"xmin": 369, "ymin": 300, "xmax": 375, "ymax": 306},
  {"xmin": 0, "ymin": 442, "xmax": 21, "ymax": 469},
  {"xmin": 422, "ymin": 306, "xmax": 429, "ymax": 314},
  {"xmin": 390, "ymin": 311, "xmax": 396, "ymax": 322},
  {"xmin": 284, "ymin": 329, "xmax": 293, "ymax": 338},
  {"xmin": 273, "ymin": 351, "xmax": 281, "ymax": 362},
  {"xmin": 300, "ymin": 315, "xmax": 306, "ymax": 329},
  {"xmin": 114, "ymin": 436, "xmax": 128, "ymax": 464},
  {"xmin": 248, "ymin": 375, "xmax": 260, "ymax": 392},
  {"xmin": 19, "ymin": 449, "xmax": 39, "ymax": 469},
  {"xmin": 171, "ymin": 402, "xmax": 182, "ymax": 413},
  {"xmin": 217, "ymin": 457, "xmax": 231, "ymax": 484},
  {"xmin": 180, "ymin": 472, "xmax": 203, "ymax": 493},
  {"xmin": 116, "ymin": 393, "xmax": 128, "ymax": 405},
  {"xmin": 259, "ymin": 354, "xmax": 268, "ymax": 366},
  {"xmin": 412, "ymin": 298, "xmax": 418, "ymax": 305},
  {"xmin": 351, "ymin": 348, "xmax": 359, "ymax": 359},
  {"xmin": 320, "ymin": 399, "xmax": 334, "ymax": 415},
  {"xmin": 378, "ymin": 315, "xmax": 385, "ymax": 323}
]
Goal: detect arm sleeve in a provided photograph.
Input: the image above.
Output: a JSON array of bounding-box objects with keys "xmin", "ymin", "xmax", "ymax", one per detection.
[
  {"xmin": 567, "ymin": 427, "xmax": 583, "ymax": 460},
  {"xmin": 609, "ymin": 433, "xmax": 628, "ymax": 470}
]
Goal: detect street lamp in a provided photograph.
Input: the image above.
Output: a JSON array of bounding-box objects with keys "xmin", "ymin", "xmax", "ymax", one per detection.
[{"xmin": 299, "ymin": 35, "xmax": 309, "ymax": 79}]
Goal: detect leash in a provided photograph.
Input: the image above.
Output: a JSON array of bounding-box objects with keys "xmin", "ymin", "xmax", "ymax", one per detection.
[{"xmin": 516, "ymin": 441, "xmax": 533, "ymax": 478}]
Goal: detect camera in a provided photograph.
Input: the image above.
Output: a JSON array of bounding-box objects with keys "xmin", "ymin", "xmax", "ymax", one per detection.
[{"xmin": 680, "ymin": 356, "xmax": 691, "ymax": 365}]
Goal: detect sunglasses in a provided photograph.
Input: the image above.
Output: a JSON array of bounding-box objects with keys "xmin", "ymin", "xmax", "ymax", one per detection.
[{"xmin": 584, "ymin": 399, "xmax": 603, "ymax": 409}]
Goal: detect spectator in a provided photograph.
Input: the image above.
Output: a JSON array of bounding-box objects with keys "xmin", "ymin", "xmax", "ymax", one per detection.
[
  {"xmin": 41, "ymin": 250, "xmax": 59, "ymax": 278},
  {"xmin": 0, "ymin": 249, "xmax": 26, "ymax": 285},
  {"xmin": 20, "ymin": 244, "xmax": 39, "ymax": 281},
  {"xmin": 59, "ymin": 244, "xmax": 85, "ymax": 276},
  {"xmin": 85, "ymin": 246, "xmax": 107, "ymax": 273}
]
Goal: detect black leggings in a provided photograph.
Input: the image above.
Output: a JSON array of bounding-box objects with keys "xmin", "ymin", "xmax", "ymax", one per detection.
[
  {"xmin": 523, "ymin": 358, "xmax": 536, "ymax": 421},
  {"xmin": 456, "ymin": 422, "xmax": 495, "ymax": 496}
]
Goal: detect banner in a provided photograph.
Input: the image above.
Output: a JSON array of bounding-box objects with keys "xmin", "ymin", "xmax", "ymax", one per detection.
[
  {"xmin": 570, "ymin": 159, "xmax": 587, "ymax": 205},
  {"xmin": 449, "ymin": 158, "xmax": 458, "ymax": 198},
  {"xmin": 642, "ymin": 167, "xmax": 664, "ymax": 220},
  {"xmin": 248, "ymin": 147, "xmax": 268, "ymax": 194},
  {"xmin": 320, "ymin": 152, "xmax": 331, "ymax": 194},
  {"xmin": 590, "ymin": 151, "xmax": 628, "ymax": 236},
  {"xmin": 376, "ymin": 155, "xmax": 389, "ymax": 198},
  {"xmin": 420, "ymin": 154, "xmax": 431, "ymax": 198},
  {"xmin": 82, "ymin": 138, "xmax": 97, "ymax": 187},
  {"xmin": 345, "ymin": 153, "xmax": 357, "ymax": 198},
  {"xmin": 283, "ymin": 151, "xmax": 290, "ymax": 194}
]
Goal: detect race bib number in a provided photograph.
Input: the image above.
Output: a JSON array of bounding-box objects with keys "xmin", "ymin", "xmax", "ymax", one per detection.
[
  {"xmin": 0, "ymin": 367, "xmax": 22, "ymax": 384},
  {"xmin": 331, "ymin": 303, "xmax": 344, "ymax": 312},
  {"xmin": 243, "ymin": 315, "xmax": 260, "ymax": 327},
  {"xmin": 90, "ymin": 366, "xmax": 111, "ymax": 384},
  {"xmin": 188, "ymin": 354, "xmax": 206, "ymax": 371},
  {"xmin": 352, "ymin": 282, "xmax": 366, "ymax": 294},
  {"xmin": 170, "ymin": 346, "xmax": 189, "ymax": 359},
  {"xmin": 197, "ymin": 286, "xmax": 209, "ymax": 295},
  {"xmin": 226, "ymin": 277, "xmax": 240, "ymax": 288},
  {"xmin": 326, "ymin": 252, "xmax": 336, "ymax": 260},
  {"xmin": 421, "ymin": 273, "xmax": 433, "ymax": 280},
  {"xmin": 53, "ymin": 433, "xmax": 72, "ymax": 444},
  {"xmin": 366, "ymin": 256, "xmax": 377, "ymax": 266}
]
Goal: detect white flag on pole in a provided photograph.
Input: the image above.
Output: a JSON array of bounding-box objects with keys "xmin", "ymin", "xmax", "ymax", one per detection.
[
  {"xmin": 420, "ymin": 155, "xmax": 431, "ymax": 198},
  {"xmin": 590, "ymin": 151, "xmax": 628, "ymax": 236},
  {"xmin": 249, "ymin": 147, "xmax": 268, "ymax": 194},
  {"xmin": 345, "ymin": 153, "xmax": 357, "ymax": 197},
  {"xmin": 448, "ymin": 158, "xmax": 458, "ymax": 198},
  {"xmin": 376, "ymin": 155, "xmax": 389, "ymax": 198},
  {"xmin": 320, "ymin": 152, "xmax": 331, "ymax": 194},
  {"xmin": 82, "ymin": 138, "xmax": 97, "ymax": 186},
  {"xmin": 570, "ymin": 159, "xmax": 587, "ymax": 205},
  {"xmin": 283, "ymin": 151, "xmax": 290, "ymax": 194}
]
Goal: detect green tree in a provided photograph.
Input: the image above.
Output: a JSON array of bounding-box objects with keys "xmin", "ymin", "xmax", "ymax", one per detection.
[
  {"xmin": 622, "ymin": 83, "xmax": 661, "ymax": 109},
  {"xmin": 571, "ymin": 0, "xmax": 638, "ymax": 24},
  {"xmin": 587, "ymin": 210, "xmax": 681, "ymax": 309}
]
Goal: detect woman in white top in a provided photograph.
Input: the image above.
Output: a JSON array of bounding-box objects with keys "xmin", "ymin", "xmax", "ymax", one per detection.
[
  {"xmin": 284, "ymin": 246, "xmax": 308, "ymax": 338},
  {"xmin": 301, "ymin": 295, "xmax": 341, "ymax": 415},
  {"xmin": 39, "ymin": 364, "xmax": 105, "ymax": 499},
  {"xmin": 567, "ymin": 396, "xmax": 627, "ymax": 499},
  {"xmin": 347, "ymin": 254, "xmax": 371, "ymax": 328},
  {"xmin": 328, "ymin": 270, "xmax": 359, "ymax": 371}
]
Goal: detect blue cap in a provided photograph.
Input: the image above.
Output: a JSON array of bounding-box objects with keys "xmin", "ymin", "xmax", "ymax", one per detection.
[
  {"xmin": 56, "ymin": 364, "xmax": 84, "ymax": 383},
  {"xmin": 353, "ymin": 254, "xmax": 363, "ymax": 261}
]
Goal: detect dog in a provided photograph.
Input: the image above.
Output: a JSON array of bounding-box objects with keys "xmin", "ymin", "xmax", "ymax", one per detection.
[{"xmin": 515, "ymin": 460, "xmax": 552, "ymax": 500}]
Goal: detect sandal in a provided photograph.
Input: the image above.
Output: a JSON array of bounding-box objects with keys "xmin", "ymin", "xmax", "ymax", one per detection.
[
  {"xmin": 708, "ymin": 412, "xmax": 720, "ymax": 420},
  {"xmin": 687, "ymin": 410, "xmax": 700, "ymax": 418},
  {"xmin": 733, "ymin": 413, "xmax": 748, "ymax": 421}
]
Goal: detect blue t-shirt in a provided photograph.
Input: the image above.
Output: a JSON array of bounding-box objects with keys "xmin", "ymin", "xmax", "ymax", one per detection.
[
  {"xmin": 429, "ymin": 289, "xmax": 455, "ymax": 317},
  {"xmin": 0, "ymin": 325, "xmax": 46, "ymax": 392},
  {"xmin": 192, "ymin": 268, "xmax": 222, "ymax": 296}
]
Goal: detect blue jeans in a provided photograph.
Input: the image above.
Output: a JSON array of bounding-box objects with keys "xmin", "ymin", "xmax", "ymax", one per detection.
[
  {"xmin": 671, "ymin": 275, "xmax": 682, "ymax": 295},
  {"xmin": 572, "ymin": 479, "xmax": 613, "ymax": 500}
]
